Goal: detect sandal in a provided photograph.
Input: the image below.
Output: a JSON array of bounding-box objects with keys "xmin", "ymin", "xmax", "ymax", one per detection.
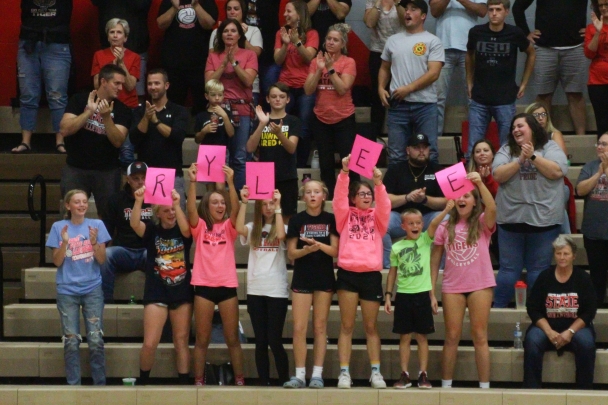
[
  {"xmin": 56, "ymin": 143, "xmax": 67, "ymax": 154},
  {"xmin": 11, "ymin": 142, "xmax": 31, "ymax": 154},
  {"xmin": 283, "ymin": 376, "xmax": 305, "ymax": 388}
]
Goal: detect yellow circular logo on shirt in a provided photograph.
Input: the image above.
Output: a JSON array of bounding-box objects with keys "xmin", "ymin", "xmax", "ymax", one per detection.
[{"xmin": 412, "ymin": 42, "xmax": 427, "ymax": 56}]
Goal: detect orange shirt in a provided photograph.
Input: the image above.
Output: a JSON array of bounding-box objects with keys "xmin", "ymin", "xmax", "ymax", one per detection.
[
  {"xmin": 91, "ymin": 48, "xmax": 141, "ymax": 108},
  {"xmin": 584, "ymin": 23, "xmax": 608, "ymax": 85},
  {"xmin": 310, "ymin": 55, "xmax": 356, "ymax": 125},
  {"xmin": 276, "ymin": 29, "xmax": 319, "ymax": 88}
]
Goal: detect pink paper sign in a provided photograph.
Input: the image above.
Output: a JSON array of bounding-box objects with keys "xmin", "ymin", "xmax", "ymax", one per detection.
[
  {"xmin": 144, "ymin": 167, "xmax": 176, "ymax": 205},
  {"xmin": 348, "ymin": 134, "xmax": 384, "ymax": 178},
  {"xmin": 435, "ymin": 162, "xmax": 475, "ymax": 200},
  {"xmin": 196, "ymin": 145, "xmax": 226, "ymax": 182},
  {"xmin": 246, "ymin": 162, "xmax": 275, "ymax": 200}
]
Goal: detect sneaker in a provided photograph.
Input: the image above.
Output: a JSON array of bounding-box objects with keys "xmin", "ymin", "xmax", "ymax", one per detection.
[
  {"xmin": 393, "ymin": 371, "xmax": 412, "ymax": 389},
  {"xmin": 194, "ymin": 376, "xmax": 205, "ymax": 386},
  {"xmin": 370, "ymin": 371, "xmax": 387, "ymax": 389},
  {"xmin": 283, "ymin": 376, "xmax": 306, "ymax": 388},
  {"xmin": 418, "ymin": 371, "xmax": 432, "ymax": 389},
  {"xmin": 337, "ymin": 372, "xmax": 352, "ymax": 389},
  {"xmin": 235, "ymin": 375, "xmax": 245, "ymax": 386},
  {"xmin": 308, "ymin": 376, "xmax": 324, "ymax": 388}
]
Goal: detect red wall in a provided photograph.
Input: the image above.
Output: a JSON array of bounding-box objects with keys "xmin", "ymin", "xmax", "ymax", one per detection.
[{"xmin": 0, "ymin": 0, "xmax": 369, "ymax": 106}]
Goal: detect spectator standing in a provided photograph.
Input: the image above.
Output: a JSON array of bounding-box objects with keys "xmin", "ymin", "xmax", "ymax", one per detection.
[
  {"xmin": 157, "ymin": 0, "xmax": 218, "ymax": 116},
  {"xmin": 364, "ymin": 0, "xmax": 405, "ymax": 141},
  {"xmin": 130, "ymin": 69, "xmax": 189, "ymax": 207},
  {"xmin": 430, "ymin": 0, "xmax": 487, "ymax": 139},
  {"xmin": 306, "ymin": 0, "xmax": 351, "ymax": 43},
  {"xmin": 206, "ymin": 19, "xmax": 259, "ymax": 192},
  {"xmin": 90, "ymin": 0, "xmax": 152, "ymax": 100},
  {"xmin": 381, "ymin": 134, "xmax": 447, "ymax": 269},
  {"xmin": 513, "ymin": 0, "xmax": 589, "ymax": 136},
  {"xmin": 304, "ymin": 23, "xmax": 358, "ymax": 199},
  {"xmin": 576, "ymin": 132, "xmax": 608, "ymax": 308},
  {"xmin": 492, "ymin": 113, "xmax": 568, "ymax": 307},
  {"xmin": 465, "ymin": 0, "xmax": 535, "ymax": 160},
  {"xmin": 100, "ymin": 161, "xmax": 152, "ymax": 303},
  {"xmin": 12, "ymin": 0, "xmax": 72, "ymax": 154},
  {"xmin": 274, "ymin": 0, "xmax": 319, "ymax": 167},
  {"xmin": 59, "ymin": 64, "xmax": 132, "ymax": 222},
  {"xmin": 584, "ymin": 6, "xmax": 608, "ymax": 137},
  {"xmin": 378, "ymin": 0, "xmax": 444, "ymax": 164}
]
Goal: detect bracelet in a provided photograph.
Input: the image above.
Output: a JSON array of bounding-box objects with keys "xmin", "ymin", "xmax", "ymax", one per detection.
[
  {"xmin": 275, "ymin": 209, "xmax": 282, "ymax": 214},
  {"xmin": 385, "ymin": 292, "xmax": 393, "ymax": 297},
  {"xmin": 232, "ymin": 60, "xmax": 239, "ymax": 67},
  {"xmin": 568, "ymin": 328, "xmax": 576, "ymax": 335},
  {"xmin": 405, "ymin": 194, "xmax": 409, "ymax": 203},
  {"xmin": 375, "ymin": 6, "xmax": 382, "ymax": 11},
  {"xmin": 240, "ymin": 200, "xmax": 248, "ymax": 204},
  {"xmin": 342, "ymin": 168, "xmax": 349, "ymax": 174}
]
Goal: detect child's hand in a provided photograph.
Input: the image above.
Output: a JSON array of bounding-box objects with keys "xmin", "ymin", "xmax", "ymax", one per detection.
[
  {"xmin": 211, "ymin": 105, "xmax": 228, "ymax": 119},
  {"xmin": 134, "ymin": 186, "xmax": 145, "ymax": 202},
  {"xmin": 273, "ymin": 189, "xmax": 282, "ymax": 207},
  {"xmin": 89, "ymin": 226, "xmax": 98, "ymax": 246},
  {"xmin": 61, "ymin": 225, "xmax": 69, "ymax": 243},
  {"xmin": 269, "ymin": 120, "xmax": 283, "ymax": 136},
  {"xmin": 467, "ymin": 171, "xmax": 482, "ymax": 186},
  {"xmin": 430, "ymin": 293, "xmax": 438, "ymax": 315},
  {"xmin": 341, "ymin": 154, "xmax": 350, "ymax": 172},
  {"xmin": 372, "ymin": 166, "xmax": 383, "ymax": 185},
  {"xmin": 188, "ymin": 163, "xmax": 198, "ymax": 182},
  {"xmin": 240, "ymin": 185, "xmax": 250, "ymax": 203},
  {"xmin": 384, "ymin": 297, "xmax": 392, "ymax": 314},
  {"xmin": 300, "ymin": 236, "xmax": 321, "ymax": 253},
  {"xmin": 205, "ymin": 122, "xmax": 218, "ymax": 133},
  {"xmin": 444, "ymin": 199, "xmax": 454, "ymax": 212},
  {"xmin": 171, "ymin": 189, "xmax": 180, "ymax": 207},
  {"xmin": 223, "ymin": 165, "xmax": 234, "ymax": 183},
  {"xmin": 255, "ymin": 105, "xmax": 270, "ymax": 125}
]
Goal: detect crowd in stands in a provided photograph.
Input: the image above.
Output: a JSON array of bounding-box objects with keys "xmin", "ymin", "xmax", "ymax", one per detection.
[{"xmin": 13, "ymin": 0, "xmax": 608, "ymax": 392}]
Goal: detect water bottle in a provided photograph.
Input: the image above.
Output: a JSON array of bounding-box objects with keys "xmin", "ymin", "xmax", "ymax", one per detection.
[
  {"xmin": 129, "ymin": 295, "xmax": 137, "ymax": 305},
  {"xmin": 514, "ymin": 322, "xmax": 523, "ymax": 349}
]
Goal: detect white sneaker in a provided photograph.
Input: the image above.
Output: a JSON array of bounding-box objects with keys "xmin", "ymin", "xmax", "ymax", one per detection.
[
  {"xmin": 337, "ymin": 372, "xmax": 352, "ymax": 389},
  {"xmin": 370, "ymin": 371, "xmax": 387, "ymax": 389}
]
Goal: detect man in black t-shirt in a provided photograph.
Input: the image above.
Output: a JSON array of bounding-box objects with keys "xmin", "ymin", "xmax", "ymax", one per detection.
[
  {"xmin": 101, "ymin": 161, "xmax": 153, "ymax": 303},
  {"xmin": 59, "ymin": 64, "xmax": 132, "ymax": 222},
  {"xmin": 381, "ymin": 134, "xmax": 447, "ymax": 268},
  {"xmin": 306, "ymin": 0, "xmax": 352, "ymax": 44},
  {"xmin": 465, "ymin": 0, "xmax": 535, "ymax": 159},
  {"xmin": 130, "ymin": 68, "xmax": 189, "ymax": 209},
  {"xmin": 157, "ymin": 0, "xmax": 218, "ymax": 115}
]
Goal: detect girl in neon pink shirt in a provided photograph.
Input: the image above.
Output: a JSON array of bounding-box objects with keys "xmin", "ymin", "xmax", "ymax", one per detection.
[
  {"xmin": 430, "ymin": 171, "xmax": 496, "ymax": 389},
  {"xmin": 332, "ymin": 154, "xmax": 390, "ymax": 389},
  {"xmin": 186, "ymin": 163, "xmax": 244, "ymax": 386}
]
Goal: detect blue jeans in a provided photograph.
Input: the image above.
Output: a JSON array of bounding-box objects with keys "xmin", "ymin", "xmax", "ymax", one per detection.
[
  {"xmin": 100, "ymin": 247, "xmax": 147, "ymax": 303},
  {"xmin": 286, "ymin": 87, "xmax": 316, "ymax": 167},
  {"xmin": 56, "ymin": 285, "xmax": 105, "ymax": 385},
  {"xmin": 493, "ymin": 225, "xmax": 561, "ymax": 308},
  {"xmin": 382, "ymin": 210, "xmax": 447, "ymax": 268},
  {"xmin": 437, "ymin": 49, "xmax": 467, "ymax": 139},
  {"xmin": 523, "ymin": 324, "xmax": 595, "ymax": 389},
  {"xmin": 387, "ymin": 102, "xmax": 439, "ymax": 164},
  {"xmin": 467, "ymin": 100, "xmax": 515, "ymax": 159},
  {"xmin": 229, "ymin": 115, "xmax": 251, "ymax": 191},
  {"xmin": 18, "ymin": 40, "xmax": 71, "ymax": 133}
]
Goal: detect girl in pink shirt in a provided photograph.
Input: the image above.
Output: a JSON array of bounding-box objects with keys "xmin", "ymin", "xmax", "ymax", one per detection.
[
  {"xmin": 304, "ymin": 23, "xmax": 357, "ymax": 199},
  {"xmin": 186, "ymin": 163, "xmax": 244, "ymax": 386},
  {"xmin": 332, "ymin": 155, "xmax": 390, "ymax": 389},
  {"xmin": 431, "ymin": 172, "xmax": 496, "ymax": 389}
]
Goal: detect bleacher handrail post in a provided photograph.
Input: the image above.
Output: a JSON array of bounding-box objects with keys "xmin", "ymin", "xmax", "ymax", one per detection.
[{"xmin": 27, "ymin": 175, "xmax": 47, "ymax": 267}]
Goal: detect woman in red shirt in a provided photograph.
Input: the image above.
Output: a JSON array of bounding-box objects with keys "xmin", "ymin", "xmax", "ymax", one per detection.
[{"xmin": 584, "ymin": 5, "xmax": 608, "ymax": 137}]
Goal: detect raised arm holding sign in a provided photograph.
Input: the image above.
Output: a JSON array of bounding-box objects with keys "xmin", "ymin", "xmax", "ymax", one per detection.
[
  {"xmin": 246, "ymin": 162, "xmax": 275, "ymax": 200},
  {"xmin": 435, "ymin": 162, "xmax": 475, "ymax": 200},
  {"xmin": 348, "ymin": 134, "xmax": 384, "ymax": 178},
  {"xmin": 196, "ymin": 145, "xmax": 227, "ymax": 183},
  {"xmin": 144, "ymin": 167, "xmax": 176, "ymax": 205}
]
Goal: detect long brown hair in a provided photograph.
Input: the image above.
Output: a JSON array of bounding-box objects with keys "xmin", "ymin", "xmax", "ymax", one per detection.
[
  {"xmin": 250, "ymin": 200, "xmax": 279, "ymax": 248},
  {"xmin": 287, "ymin": 0, "xmax": 312, "ymax": 43},
  {"xmin": 446, "ymin": 188, "xmax": 484, "ymax": 246},
  {"xmin": 466, "ymin": 139, "xmax": 495, "ymax": 173},
  {"xmin": 197, "ymin": 190, "xmax": 230, "ymax": 231}
]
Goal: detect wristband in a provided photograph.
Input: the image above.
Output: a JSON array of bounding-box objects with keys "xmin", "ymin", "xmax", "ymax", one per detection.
[
  {"xmin": 275, "ymin": 209, "xmax": 282, "ymax": 214},
  {"xmin": 328, "ymin": 68, "xmax": 336, "ymax": 76}
]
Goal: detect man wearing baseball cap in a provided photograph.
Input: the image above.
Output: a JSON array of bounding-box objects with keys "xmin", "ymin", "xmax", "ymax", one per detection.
[
  {"xmin": 100, "ymin": 161, "xmax": 153, "ymax": 303},
  {"xmin": 378, "ymin": 0, "xmax": 444, "ymax": 164},
  {"xmin": 381, "ymin": 134, "xmax": 448, "ymax": 268}
]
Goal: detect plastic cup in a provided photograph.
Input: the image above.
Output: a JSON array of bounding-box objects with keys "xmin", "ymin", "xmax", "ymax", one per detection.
[
  {"xmin": 514, "ymin": 281, "xmax": 527, "ymax": 310},
  {"xmin": 122, "ymin": 378, "xmax": 136, "ymax": 386}
]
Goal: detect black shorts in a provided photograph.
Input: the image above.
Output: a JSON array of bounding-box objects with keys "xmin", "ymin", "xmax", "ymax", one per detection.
[
  {"xmin": 291, "ymin": 267, "xmax": 336, "ymax": 294},
  {"xmin": 194, "ymin": 286, "xmax": 238, "ymax": 304},
  {"xmin": 335, "ymin": 268, "xmax": 383, "ymax": 302},
  {"xmin": 392, "ymin": 291, "xmax": 435, "ymax": 335},
  {"xmin": 276, "ymin": 178, "xmax": 298, "ymax": 216}
]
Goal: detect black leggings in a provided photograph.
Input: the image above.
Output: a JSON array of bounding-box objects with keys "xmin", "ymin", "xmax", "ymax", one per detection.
[
  {"xmin": 588, "ymin": 84, "xmax": 608, "ymax": 137},
  {"xmin": 246, "ymin": 294, "xmax": 289, "ymax": 383},
  {"xmin": 584, "ymin": 236, "xmax": 608, "ymax": 308}
]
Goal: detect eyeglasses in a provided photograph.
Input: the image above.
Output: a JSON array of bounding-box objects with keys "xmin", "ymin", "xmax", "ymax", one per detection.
[
  {"xmin": 596, "ymin": 142, "xmax": 608, "ymax": 148},
  {"xmin": 532, "ymin": 112, "xmax": 547, "ymax": 119},
  {"xmin": 356, "ymin": 192, "xmax": 373, "ymax": 198}
]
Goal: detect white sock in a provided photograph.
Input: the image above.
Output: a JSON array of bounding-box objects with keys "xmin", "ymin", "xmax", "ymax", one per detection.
[
  {"xmin": 479, "ymin": 382, "xmax": 490, "ymax": 389},
  {"xmin": 312, "ymin": 366, "xmax": 323, "ymax": 379},
  {"xmin": 442, "ymin": 379, "xmax": 453, "ymax": 388},
  {"xmin": 296, "ymin": 367, "xmax": 306, "ymax": 382}
]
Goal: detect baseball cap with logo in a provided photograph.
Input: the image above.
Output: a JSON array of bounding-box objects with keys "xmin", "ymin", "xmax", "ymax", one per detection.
[
  {"xmin": 407, "ymin": 134, "xmax": 430, "ymax": 147},
  {"xmin": 399, "ymin": 0, "xmax": 429, "ymax": 14},
  {"xmin": 127, "ymin": 161, "xmax": 148, "ymax": 176}
]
